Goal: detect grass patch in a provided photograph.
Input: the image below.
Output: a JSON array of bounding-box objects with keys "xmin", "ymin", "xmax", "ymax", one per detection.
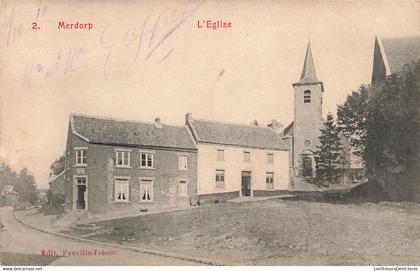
[{"xmin": 63, "ymin": 199, "xmax": 420, "ymax": 265}]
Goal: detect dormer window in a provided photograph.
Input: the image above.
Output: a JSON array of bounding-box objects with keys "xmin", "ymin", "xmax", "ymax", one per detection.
[{"xmin": 304, "ymin": 90, "xmax": 311, "ymax": 103}]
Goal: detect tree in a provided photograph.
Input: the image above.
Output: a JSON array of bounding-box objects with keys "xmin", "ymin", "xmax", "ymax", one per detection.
[
  {"xmin": 365, "ymin": 60, "xmax": 420, "ymax": 201},
  {"xmin": 0, "ymin": 163, "xmax": 38, "ymax": 205},
  {"xmin": 314, "ymin": 112, "xmax": 344, "ymax": 186},
  {"xmin": 0, "ymin": 163, "xmax": 18, "ymax": 190},
  {"xmin": 337, "ymin": 85, "xmax": 369, "ymax": 163},
  {"xmin": 15, "ymin": 168, "xmax": 38, "ymax": 204},
  {"xmin": 50, "ymin": 154, "xmax": 65, "ymax": 175}
]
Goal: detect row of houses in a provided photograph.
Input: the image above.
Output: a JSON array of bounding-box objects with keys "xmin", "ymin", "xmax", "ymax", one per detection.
[
  {"xmin": 51, "ymin": 35, "xmax": 419, "ymax": 214},
  {"xmin": 62, "ymin": 112, "xmax": 289, "ymax": 213}
]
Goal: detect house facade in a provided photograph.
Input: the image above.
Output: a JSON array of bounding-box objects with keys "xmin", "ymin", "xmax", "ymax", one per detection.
[
  {"xmin": 185, "ymin": 113, "xmax": 290, "ymax": 203},
  {"xmin": 64, "ymin": 114, "xmax": 197, "ymax": 213}
]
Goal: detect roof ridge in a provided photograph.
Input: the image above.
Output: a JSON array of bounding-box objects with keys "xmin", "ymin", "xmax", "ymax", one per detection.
[
  {"xmin": 380, "ymin": 34, "xmax": 420, "ymax": 40},
  {"xmin": 70, "ymin": 112, "xmax": 186, "ymax": 129},
  {"xmin": 192, "ymin": 118, "xmax": 279, "ymax": 132}
]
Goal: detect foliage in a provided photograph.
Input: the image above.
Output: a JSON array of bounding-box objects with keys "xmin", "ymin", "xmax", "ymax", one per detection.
[
  {"xmin": 0, "ymin": 163, "xmax": 38, "ymax": 205},
  {"xmin": 46, "ymin": 189, "xmax": 64, "ymax": 207},
  {"xmin": 365, "ymin": 60, "xmax": 420, "ymax": 201},
  {"xmin": 43, "ymin": 190, "xmax": 64, "ymax": 214},
  {"xmin": 337, "ymin": 85, "xmax": 369, "ymax": 162},
  {"xmin": 50, "ymin": 154, "xmax": 65, "ymax": 175},
  {"xmin": 313, "ymin": 112, "xmax": 344, "ymax": 187}
]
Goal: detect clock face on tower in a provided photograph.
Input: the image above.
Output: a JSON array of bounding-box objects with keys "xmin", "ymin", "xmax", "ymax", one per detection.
[{"xmin": 304, "ymin": 139, "xmax": 312, "ymax": 147}]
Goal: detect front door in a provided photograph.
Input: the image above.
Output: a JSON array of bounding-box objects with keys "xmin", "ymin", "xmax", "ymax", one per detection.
[
  {"xmin": 241, "ymin": 171, "xmax": 251, "ymax": 196},
  {"xmin": 76, "ymin": 177, "xmax": 87, "ymax": 209}
]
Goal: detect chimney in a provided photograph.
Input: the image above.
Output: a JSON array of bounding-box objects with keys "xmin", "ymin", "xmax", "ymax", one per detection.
[
  {"xmin": 185, "ymin": 112, "xmax": 193, "ymax": 123},
  {"xmin": 154, "ymin": 117, "xmax": 163, "ymax": 128}
]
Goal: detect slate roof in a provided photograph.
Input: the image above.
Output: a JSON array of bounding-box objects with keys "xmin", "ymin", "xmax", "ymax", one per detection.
[
  {"xmin": 294, "ymin": 42, "xmax": 323, "ymax": 86},
  {"xmin": 187, "ymin": 119, "xmax": 289, "ymax": 151},
  {"xmin": 372, "ymin": 35, "xmax": 420, "ymax": 83},
  {"xmin": 382, "ymin": 35, "xmax": 420, "ymax": 74},
  {"xmin": 71, "ymin": 114, "xmax": 196, "ymax": 150}
]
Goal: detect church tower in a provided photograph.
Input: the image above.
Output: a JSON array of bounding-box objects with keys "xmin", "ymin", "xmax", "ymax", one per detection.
[{"xmin": 291, "ymin": 42, "xmax": 324, "ymax": 189}]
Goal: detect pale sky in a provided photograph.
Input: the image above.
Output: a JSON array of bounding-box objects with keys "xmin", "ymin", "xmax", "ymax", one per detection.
[{"xmin": 1, "ymin": 0, "xmax": 419, "ymax": 188}]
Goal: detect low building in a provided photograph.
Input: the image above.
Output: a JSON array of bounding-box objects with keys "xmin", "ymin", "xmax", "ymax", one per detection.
[
  {"xmin": 185, "ymin": 113, "xmax": 290, "ymax": 203},
  {"xmin": 64, "ymin": 114, "xmax": 197, "ymax": 213},
  {"xmin": 1, "ymin": 185, "xmax": 18, "ymax": 206}
]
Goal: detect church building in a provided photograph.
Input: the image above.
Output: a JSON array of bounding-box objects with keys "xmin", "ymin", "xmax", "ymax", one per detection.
[{"xmin": 283, "ymin": 42, "xmax": 324, "ymax": 191}]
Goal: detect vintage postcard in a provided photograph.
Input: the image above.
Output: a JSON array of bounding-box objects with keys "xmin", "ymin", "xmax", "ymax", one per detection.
[{"xmin": 0, "ymin": 0, "xmax": 419, "ymax": 269}]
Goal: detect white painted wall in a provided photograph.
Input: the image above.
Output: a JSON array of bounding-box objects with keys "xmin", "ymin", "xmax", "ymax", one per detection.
[{"xmin": 197, "ymin": 143, "xmax": 289, "ymax": 195}]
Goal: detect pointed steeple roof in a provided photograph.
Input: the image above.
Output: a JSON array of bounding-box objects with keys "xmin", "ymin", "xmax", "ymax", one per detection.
[{"xmin": 294, "ymin": 42, "xmax": 322, "ymax": 85}]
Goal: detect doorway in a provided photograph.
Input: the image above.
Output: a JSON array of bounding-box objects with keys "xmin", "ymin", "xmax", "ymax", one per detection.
[
  {"xmin": 75, "ymin": 177, "xmax": 87, "ymax": 209},
  {"xmin": 241, "ymin": 171, "xmax": 251, "ymax": 196}
]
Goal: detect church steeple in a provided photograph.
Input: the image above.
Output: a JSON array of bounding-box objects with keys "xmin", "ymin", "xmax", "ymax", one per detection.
[
  {"xmin": 293, "ymin": 41, "xmax": 323, "ymax": 90},
  {"xmin": 300, "ymin": 42, "xmax": 317, "ymax": 80},
  {"xmin": 291, "ymin": 41, "xmax": 324, "ymax": 190}
]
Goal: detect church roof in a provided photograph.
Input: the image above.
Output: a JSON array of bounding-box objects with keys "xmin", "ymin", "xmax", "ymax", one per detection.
[
  {"xmin": 282, "ymin": 121, "xmax": 294, "ymax": 137},
  {"xmin": 186, "ymin": 117, "xmax": 289, "ymax": 151},
  {"xmin": 372, "ymin": 35, "xmax": 420, "ymax": 83},
  {"xmin": 294, "ymin": 42, "xmax": 323, "ymax": 85},
  {"xmin": 70, "ymin": 114, "xmax": 197, "ymax": 151}
]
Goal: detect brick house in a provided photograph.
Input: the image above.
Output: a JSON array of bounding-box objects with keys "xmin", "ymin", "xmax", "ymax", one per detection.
[
  {"xmin": 64, "ymin": 114, "xmax": 197, "ymax": 213},
  {"xmin": 185, "ymin": 113, "xmax": 290, "ymax": 203}
]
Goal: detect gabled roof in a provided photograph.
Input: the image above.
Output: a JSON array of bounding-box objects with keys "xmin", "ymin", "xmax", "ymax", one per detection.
[
  {"xmin": 187, "ymin": 118, "xmax": 289, "ymax": 151},
  {"xmin": 70, "ymin": 114, "xmax": 196, "ymax": 151},
  {"xmin": 372, "ymin": 35, "xmax": 420, "ymax": 83},
  {"xmin": 293, "ymin": 42, "xmax": 323, "ymax": 86}
]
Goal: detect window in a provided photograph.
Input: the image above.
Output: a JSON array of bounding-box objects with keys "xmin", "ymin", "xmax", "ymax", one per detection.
[
  {"xmin": 75, "ymin": 148, "xmax": 87, "ymax": 165},
  {"xmin": 179, "ymin": 180, "xmax": 188, "ymax": 196},
  {"xmin": 267, "ymin": 153, "xmax": 273, "ymax": 164},
  {"xmin": 244, "ymin": 151, "xmax": 251, "ymax": 162},
  {"xmin": 178, "ymin": 155, "xmax": 188, "ymax": 170},
  {"xmin": 76, "ymin": 177, "xmax": 86, "ymax": 185},
  {"xmin": 115, "ymin": 178, "xmax": 129, "ymax": 202},
  {"xmin": 116, "ymin": 150, "xmax": 130, "ymax": 167},
  {"xmin": 215, "ymin": 169, "xmax": 225, "ymax": 188},
  {"xmin": 140, "ymin": 152, "xmax": 154, "ymax": 168},
  {"xmin": 216, "ymin": 149, "xmax": 224, "ymax": 161},
  {"xmin": 304, "ymin": 90, "xmax": 311, "ymax": 103},
  {"xmin": 266, "ymin": 172, "xmax": 274, "ymax": 189},
  {"xmin": 303, "ymin": 157, "xmax": 312, "ymax": 177},
  {"xmin": 140, "ymin": 179, "xmax": 153, "ymax": 202}
]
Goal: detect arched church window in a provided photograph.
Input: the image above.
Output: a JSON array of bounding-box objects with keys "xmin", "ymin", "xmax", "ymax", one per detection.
[
  {"xmin": 304, "ymin": 90, "xmax": 311, "ymax": 103},
  {"xmin": 302, "ymin": 157, "xmax": 312, "ymax": 177}
]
